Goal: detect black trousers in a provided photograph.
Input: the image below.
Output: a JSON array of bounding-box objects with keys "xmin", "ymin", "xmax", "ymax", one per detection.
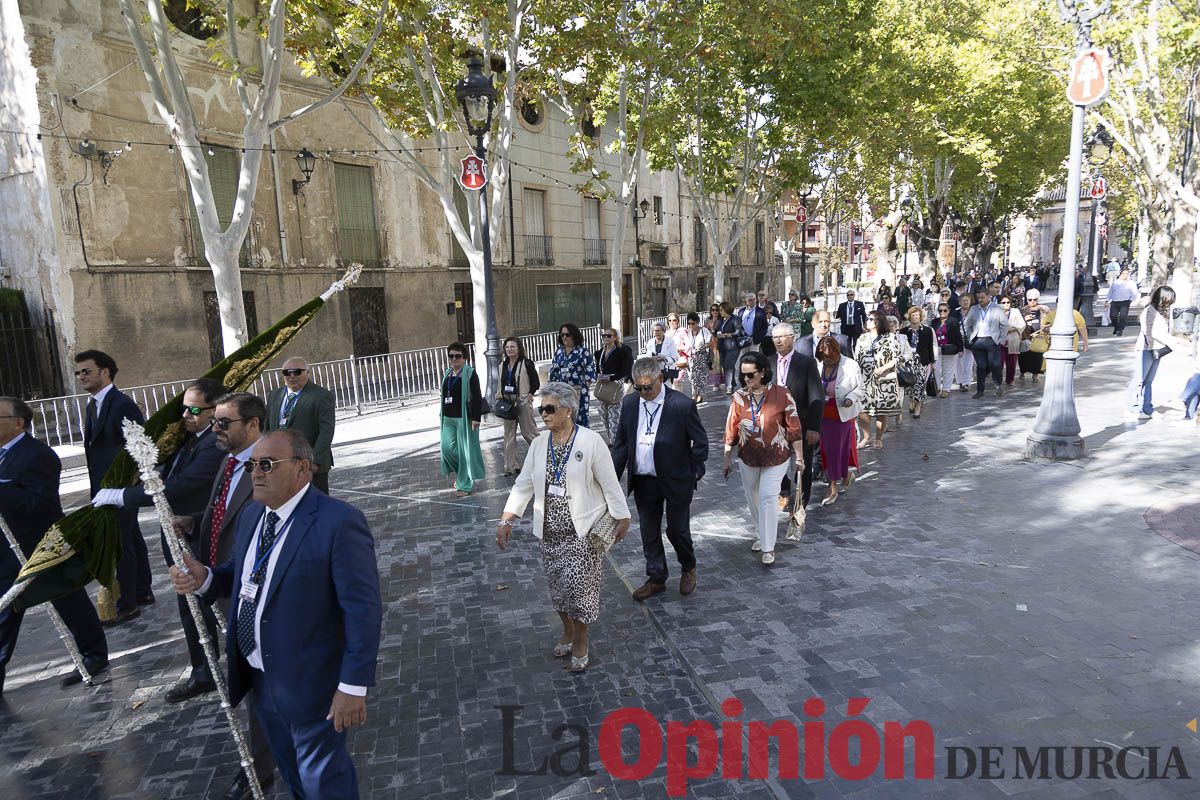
[
  {"xmin": 778, "ymin": 441, "xmax": 815, "ymax": 507},
  {"xmin": 216, "ymin": 598, "xmax": 277, "ymax": 784},
  {"xmin": 0, "ymin": 535, "xmax": 108, "ymax": 672},
  {"xmin": 1110, "ymin": 300, "xmax": 1131, "ymax": 334},
  {"xmin": 160, "ymin": 533, "xmax": 219, "ymax": 679},
  {"xmin": 632, "ymin": 475, "xmax": 696, "ymax": 583},
  {"xmin": 116, "ymin": 507, "xmax": 153, "ymax": 612},
  {"xmin": 970, "ymin": 339, "xmax": 1003, "ymax": 391},
  {"xmin": 844, "ymin": 328, "xmax": 863, "ymax": 357},
  {"xmin": 312, "ymin": 469, "xmax": 330, "ymax": 494}
]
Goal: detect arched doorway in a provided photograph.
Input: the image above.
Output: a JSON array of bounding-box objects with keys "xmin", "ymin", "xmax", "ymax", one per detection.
[{"xmin": 1052, "ymin": 230, "xmax": 1064, "ymax": 266}]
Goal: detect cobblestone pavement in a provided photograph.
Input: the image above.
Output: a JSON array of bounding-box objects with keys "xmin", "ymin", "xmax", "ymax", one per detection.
[{"xmin": 2, "ymin": 331, "xmax": 1200, "ymax": 799}]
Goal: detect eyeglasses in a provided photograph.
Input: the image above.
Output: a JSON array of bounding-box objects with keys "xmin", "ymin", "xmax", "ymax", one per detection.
[
  {"xmin": 448, "ymin": 353, "xmax": 465, "ymax": 360},
  {"xmin": 281, "ymin": 368, "xmax": 307, "ymax": 377},
  {"xmin": 537, "ymin": 404, "xmax": 559, "ymax": 415},
  {"xmin": 559, "ymin": 332, "xmax": 571, "ymax": 338},
  {"xmin": 667, "ymin": 317, "xmax": 678, "ymax": 322},
  {"xmin": 246, "ymin": 456, "xmax": 301, "ymax": 474},
  {"xmin": 632, "ymin": 382, "xmax": 657, "ymax": 393},
  {"xmin": 740, "ymin": 370, "xmax": 759, "ymax": 378},
  {"xmin": 602, "ymin": 333, "xmax": 615, "ymax": 338},
  {"xmin": 73, "ymin": 368, "xmax": 94, "ymax": 377},
  {"xmin": 939, "ymin": 308, "xmax": 950, "ymax": 314},
  {"xmin": 183, "ymin": 405, "xmax": 214, "ymax": 416},
  {"xmin": 212, "ymin": 416, "xmax": 248, "ymax": 431}
]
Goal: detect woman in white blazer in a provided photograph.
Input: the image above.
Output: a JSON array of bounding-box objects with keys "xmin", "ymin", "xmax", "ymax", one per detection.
[
  {"xmin": 815, "ymin": 337, "xmax": 866, "ymax": 505},
  {"xmin": 641, "ymin": 322, "xmax": 679, "ymax": 385},
  {"xmin": 497, "ymin": 382, "xmax": 631, "ymax": 673}
]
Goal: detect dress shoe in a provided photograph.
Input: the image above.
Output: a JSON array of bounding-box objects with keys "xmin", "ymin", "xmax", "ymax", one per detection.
[
  {"xmin": 61, "ymin": 656, "xmax": 108, "ymax": 687},
  {"xmin": 101, "ymin": 607, "xmax": 141, "ymax": 628},
  {"xmin": 972, "ymin": 391, "xmax": 984, "ymax": 399},
  {"xmin": 224, "ymin": 770, "xmax": 275, "ymax": 800},
  {"xmin": 137, "ymin": 594, "xmax": 156, "ymax": 606},
  {"xmin": 679, "ymin": 569, "xmax": 697, "ymax": 596},
  {"xmin": 165, "ymin": 674, "xmax": 217, "ymax": 703},
  {"xmin": 631, "ymin": 580, "xmax": 666, "ymax": 602}
]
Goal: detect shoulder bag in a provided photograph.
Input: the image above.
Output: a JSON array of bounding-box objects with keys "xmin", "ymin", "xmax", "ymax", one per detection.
[
  {"xmin": 594, "ymin": 379, "xmax": 623, "ymax": 405},
  {"xmin": 588, "ymin": 511, "xmax": 620, "ymax": 554},
  {"xmin": 1029, "ymin": 328, "xmax": 1051, "ymax": 353},
  {"xmin": 492, "ymin": 397, "xmax": 518, "ymax": 420}
]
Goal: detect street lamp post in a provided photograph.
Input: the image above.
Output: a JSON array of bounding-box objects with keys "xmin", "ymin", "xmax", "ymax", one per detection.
[
  {"xmin": 1026, "ymin": 0, "xmax": 1111, "ymax": 461},
  {"xmin": 1081, "ymin": 126, "xmax": 1112, "ymax": 333},
  {"xmin": 454, "ymin": 54, "xmax": 500, "ymax": 405},
  {"xmin": 799, "ymin": 191, "xmax": 810, "ymax": 297}
]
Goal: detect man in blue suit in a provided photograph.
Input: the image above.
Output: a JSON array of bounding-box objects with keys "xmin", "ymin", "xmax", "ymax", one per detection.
[
  {"xmin": 0, "ymin": 397, "xmax": 108, "ymax": 695},
  {"xmin": 171, "ymin": 429, "xmax": 381, "ymax": 799},
  {"xmin": 76, "ymin": 349, "xmax": 151, "ymax": 625},
  {"xmin": 611, "ymin": 357, "xmax": 709, "ymax": 601}
]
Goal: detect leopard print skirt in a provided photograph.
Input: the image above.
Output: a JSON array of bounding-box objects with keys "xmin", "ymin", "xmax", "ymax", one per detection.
[{"xmin": 541, "ymin": 468, "xmax": 603, "ymax": 624}]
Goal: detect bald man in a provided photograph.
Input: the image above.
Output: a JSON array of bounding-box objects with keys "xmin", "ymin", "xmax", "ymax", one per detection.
[{"xmin": 265, "ymin": 357, "xmax": 336, "ymax": 493}]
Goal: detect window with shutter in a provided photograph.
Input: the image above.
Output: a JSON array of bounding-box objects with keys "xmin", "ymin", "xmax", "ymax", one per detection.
[
  {"xmin": 583, "ymin": 197, "xmax": 603, "ymax": 264},
  {"xmin": 523, "ymin": 189, "xmax": 552, "ymax": 264},
  {"xmin": 335, "ymin": 163, "xmax": 382, "ymax": 265}
]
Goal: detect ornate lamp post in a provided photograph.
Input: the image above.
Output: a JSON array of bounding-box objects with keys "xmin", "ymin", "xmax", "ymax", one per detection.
[
  {"xmin": 1082, "ymin": 126, "xmax": 1113, "ymax": 332},
  {"xmin": 1026, "ymin": 0, "xmax": 1111, "ymax": 460},
  {"xmin": 291, "ymin": 148, "xmax": 316, "ymax": 194},
  {"xmin": 454, "ymin": 54, "xmax": 501, "ymax": 404}
]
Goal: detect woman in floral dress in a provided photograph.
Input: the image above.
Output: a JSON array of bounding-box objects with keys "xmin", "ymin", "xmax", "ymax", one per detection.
[
  {"xmin": 854, "ymin": 310, "xmax": 903, "ymax": 449},
  {"xmin": 549, "ymin": 322, "xmax": 598, "ymax": 426}
]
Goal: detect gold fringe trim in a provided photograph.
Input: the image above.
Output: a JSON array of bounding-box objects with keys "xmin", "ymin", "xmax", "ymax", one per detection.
[{"xmin": 16, "ymin": 525, "xmax": 75, "ymax": 581}]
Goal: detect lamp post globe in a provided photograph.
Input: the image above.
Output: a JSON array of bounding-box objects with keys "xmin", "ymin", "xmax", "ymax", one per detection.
[{"xmin": 455, "ymin": 53, "xmax": 502, "ymax": 411}]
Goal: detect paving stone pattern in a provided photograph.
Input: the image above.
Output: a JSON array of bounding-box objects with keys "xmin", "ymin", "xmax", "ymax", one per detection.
[{"xmin": 2, "ymin": 334, "xmax": 1200, "ymax": 799}]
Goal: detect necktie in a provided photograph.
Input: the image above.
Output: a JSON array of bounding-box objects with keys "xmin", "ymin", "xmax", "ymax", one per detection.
[
  {"xmin": 207, "ymin": 458, "xmax": 239, "ymax": 564},
  {"xmin": 280, "ymin": 392, "xmax": 298, "ymax": 424},
  {"xmin": 236, "ymin": 511, "xmax": 279, "ymax": 660},
  {"xmin": 0, "ymin": 448, "xmax": 8, "ymax": 472},
  {"xmin": 86, "ymin": 398, "xmax": 98, "ymax": 440}
]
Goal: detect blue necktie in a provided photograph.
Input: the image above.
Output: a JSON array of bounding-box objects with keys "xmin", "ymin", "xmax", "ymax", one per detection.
[
  {"xmin": 236, "ymin": 511, "xmax": 279, "ymax": 660},
  {"xmin": 280, "ymin": 392, "xmax": 298, "ymax": 424}
]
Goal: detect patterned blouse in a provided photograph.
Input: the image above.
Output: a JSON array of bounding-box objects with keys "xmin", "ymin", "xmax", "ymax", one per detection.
[
  {"xmin": 549, "ymin": 345, "xmax": 597, "ymax": 389},
  {"xmin": 723, "ymin": 384, "xmax": 803, "ymax": 468}
]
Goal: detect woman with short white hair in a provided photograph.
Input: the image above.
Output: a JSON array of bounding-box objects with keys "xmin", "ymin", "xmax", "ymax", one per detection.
[
  {"xmin": 642, "ymin": 321, "xmax": 679, "ymax": 384},
  {"xmin": 498, "ymin": 382, "xmax": 631, "ymax": 673}
]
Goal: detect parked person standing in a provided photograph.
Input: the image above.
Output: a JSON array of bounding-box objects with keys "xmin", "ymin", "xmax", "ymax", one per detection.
[
  {"xmin": 910, "ymin": 277, "xmax": 927, "ymax": 319},
  {"xmin": 736, "ymin": 293, "xmax": 768, "ymax": 354},
  {"xmin": 715, "ymin": 302, "xmax": 742, "ymax": 394},
  {"xmin": 265, "ymin": 357, "xmax": 336, "ymax": 493},
  {"xmin": 814, "ymin": 340, "xmax": 864, "ymax": 505},
  {"xmin": 951, "ymin": 293, "xmax": 976, "ymax": 391},
  {"xmin": 497, "ymin": 383, "xmax": 631, "ymax": 674},
  {"xmin": 704, "ymin": 303, "xmax": 722, "ymax": 334},
  {"xmin": 550, "ymin": 323, "xmax": 598, "ymax": 426},
  {"xmin": 899, "ymin": 307, "xmax": 936, "ymax": 417},
  {"xmin": 1128, "ymin": 286, "xmax": 1177, "ymax": 420},
  {"xmin": 854, "ymin": 312, "xmax": 903, "ymax": 449},
  {"xmin": 0, "ymin": 397, "xmax": 109, "ymax": 694},
  {"xmin": 964, "ymin": 289, "xmax": 1009, "ymax": 398},
  {"xmin": 876, "ymin": 290, "xmax": 900, "ymax": 321},
  {"xmin": 680, "ymin": 313, "xmax": 714, "ymax": 403},
  {"xmin": 593, "ymin": 328, "xmax": 632, "ymax": 444},
  {"xmin": 998, "ymin": 296, "xmax": 1027, "ymax": 387},
  {"xmin": 439, "ymin": 342, "xmax": 485, "ymax": 497},
  {"xmin": 611, "ymin": 357, "xmax": 708, "ymax": 601},
  {"xmin": 1107, "ymin": 269, "xmax": 1139, "ymax": 336},
  {"xmin": 500, "ymin": 337, "xmax": 540, "ymax": 476},
  {"xmin": 75, "ymin": 349, "xmax": 151, "ymax": 625},
  {"xmin": 722, "ymin": 351, "xmax": 803, "ymax": 564},
  {"xmin": 836, "ymin": 290, "xmax": 868, "ymax": 355}
]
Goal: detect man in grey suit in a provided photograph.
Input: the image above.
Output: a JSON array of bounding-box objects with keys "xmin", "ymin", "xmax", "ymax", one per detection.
[
  {"xmin": 264, "ymin": 357, "xmax": 336, "ymax": 493},
  {"xmin": 795, "ymin": 310, "xmax": 851, "ymax": 361}
]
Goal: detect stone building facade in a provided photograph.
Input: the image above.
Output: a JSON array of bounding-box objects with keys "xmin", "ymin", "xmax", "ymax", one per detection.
[{"xmin": 0, "ymin": 0, "xmax": 777, "ymax": 391}]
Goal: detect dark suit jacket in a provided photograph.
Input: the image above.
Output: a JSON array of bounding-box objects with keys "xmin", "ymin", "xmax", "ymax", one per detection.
[
  {"xmin": 122, "ymin": 427, "xmax": 223, "ymax": 516},
  {"xmin": 265, "ymin": 383, "xmax": 336, "ymax": 471},
  {"xmin": 736, "ymin": 305, "xmax": 769, "ymax": 345},
  {"xmin": 610, "ymin": 387, "xmax": 708, "ymax": 503},
  {"xmin": 0, "ymin": 434, "xmax": 63, "ymax": 547},
  {"xmin": 594, "ymin": 344, "xmax": 633, "ymax": 382},
  {"xmin": 207, "ymin": 487, "xmax": 382, "ymax": 724},
  {"xmin": 84, "ymin": 387, "xmax": 145, "ymax": 496},
  {"xmin": 795, "ymin": 332, "xmax": 852, "ymax": 362},
  {"xmin": 772, "ymin": 350, "xmax": 823, "ymax": 434},
  {"xmin": 190, "ymin": 452, "xmax": 256, "ymax": 567},
  {"xmin": 900, "ymin": 324, "xmax": 937, "ymax": 365},
  {"xmin": 836, "ymin": 301, "xmax": 867, "ymax": 333}
]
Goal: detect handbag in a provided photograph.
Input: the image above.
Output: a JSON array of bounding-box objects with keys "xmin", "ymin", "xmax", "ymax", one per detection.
[
  {"xmin": 1029, "ymin": 329, "xmax": 1051, "ymax": 353},
  {"xmin": 594, "ymin": 379, "xmax": 623, "ymax": 405},
  {"xmin": 587, "ymin": 511, "xmax": 620, "ymax": 554},
  {"xmin": 735, "ymin": 334, "xmax": 753, "ymax": 349},
  {"xmin": 896, "ymin": 361, "xmax": 917, "ymax": 388},
  {"xmin": 492, "ymin": 397, "xmax": 518, "ymax": 420},
  {"xmin": 925, "ymin": 372, "xmax": 938, "ymax": 398},
  {"xmin": 1152, "ymin": 345, "xmax": 1173, "ymax": 360}
]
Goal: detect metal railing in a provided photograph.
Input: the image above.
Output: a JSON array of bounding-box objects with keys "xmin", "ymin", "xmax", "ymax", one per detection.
[
  {"xmin": 336, "ymin": 227, "xmax": 387, "ymax": 268},
  {"xmin": 523, "ymin": 235, "xmax": 554, "ymax": 266},
  {"xmin": 29, "ymin": 325, "xmax": 601, "ymax": 449},
  {"xmin": 583, "ymin": 238, "xmax": 607, "ymax": 265}
]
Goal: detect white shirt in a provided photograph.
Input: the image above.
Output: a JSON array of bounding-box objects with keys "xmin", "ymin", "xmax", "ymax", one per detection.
[
  {"xmin": 90, "ymin": 383, "xmax": 115, "ymax": 415},
  {"xmin": 200, "ymin": 483, "xmax": 365, "ymax": 696},
  {"xmin": 634, "ymin": 390, "xmax": 666, "ymax": 476},
  {"xmin": 965, "ymin": 302, "xmax": 1008, "ymax": 343},
  {"xmin": 0, "ymin": 432, "xmax": 25, "ymax": 478}
]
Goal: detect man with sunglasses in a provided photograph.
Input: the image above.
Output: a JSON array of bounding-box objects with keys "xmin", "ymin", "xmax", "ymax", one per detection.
[
  {"xmin": 75, "ymin": 348, "xmax": 151, "ymax": 626},
  {"xmin": 610, "ymin": 357, "xmax": 709, "ymax": 601},
  {"xmin": 265, "ymin": 357, "xmax": 336, "ymax": 493},
  {"xmin": 170, "ymin": 429, "xmax": 382, "ymax": 800}
]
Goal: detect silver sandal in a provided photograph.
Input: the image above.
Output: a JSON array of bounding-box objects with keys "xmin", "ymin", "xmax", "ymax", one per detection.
[
  {"xmin": 553, "ymin": 642, "xmax": 573, "ymax": 658},
  {"xmin": 569, "ymin": 652, "xmax": 590, "ymax": 672}
]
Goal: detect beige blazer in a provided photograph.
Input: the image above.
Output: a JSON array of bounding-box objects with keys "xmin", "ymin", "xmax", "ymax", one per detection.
[
  {"xmin": 831, "ymin": 356, "xmax": 866, "ymax": 422},
  {"xmin": 504, "ymin": 426, "xmax": 630, "ymax": 540}
]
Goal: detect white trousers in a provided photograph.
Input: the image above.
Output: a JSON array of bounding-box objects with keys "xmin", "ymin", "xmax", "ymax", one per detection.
[
  {"xmin": 937, "ymin": 354, "xmax": 957, "ymax": 391},
  {"xmin": 953, "ymin": 351, "xmax": 974, "ymax": 387},
  {"xmin": 739, "ymin": 459, "xmax": 790, "ymax": 554}
]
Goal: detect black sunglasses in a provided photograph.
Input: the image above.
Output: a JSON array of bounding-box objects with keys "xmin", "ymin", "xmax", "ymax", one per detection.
[
  {"xmin": 281, "ymin": 368, "xmax": 306, "ymax": 377},
  {"xmin": 246, "ymin": 456, "xmax": 301, "ymax": 474},
  {"xmin": 537, "ymin": 404, "xmax": 559, "ymax": 415},
  {"xmin": 632, "ymin": 382, "xmax": 657, "ymax": 393},
  {"xmin": 448, "ymin": 353, "xmax": 465, "ymax": 360},
  {"xmin": 740, "ymin": 370, "xmax": 759, "ymax": 378},
  {"xmin": 74, "ymin": 368, "xmax": 95, "ymax": 377},
  {"xmin": 602, "ymin": 333, "xmax": 615, "ymax": 338},
  {"xmin": 183, "ymin": 405, "xmax": 214, "ymax": 416},
  {"xmin": 212, "ymin": 416, "xmax": 248, "ymax": 431}
]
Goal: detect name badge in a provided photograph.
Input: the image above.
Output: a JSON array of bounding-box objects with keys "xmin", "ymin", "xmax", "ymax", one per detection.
[
  {"xmin": 504, "ymin": 385, "xmax": 516, "ymax": 394},
  {"xmin": 747, "ymin": 425, "xmax": 760, "ymax": 435},
  {"xmin": 444, "ymin": 396, "xmax": 455, "ymax": 404},
  {"xmin": 548, "ymin": 484, "xmax": 567, "ymax": 497},
  {"xmin": 279, "ymin": 417, "xmax": 288, "ymax": 426},
  {"xmin": 239, "ymin": 580, "xmax": 259, "ymax": 603},
  {"xmin": 637, "ymin": 433, "xmax": 655, "ymax": 448}
]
